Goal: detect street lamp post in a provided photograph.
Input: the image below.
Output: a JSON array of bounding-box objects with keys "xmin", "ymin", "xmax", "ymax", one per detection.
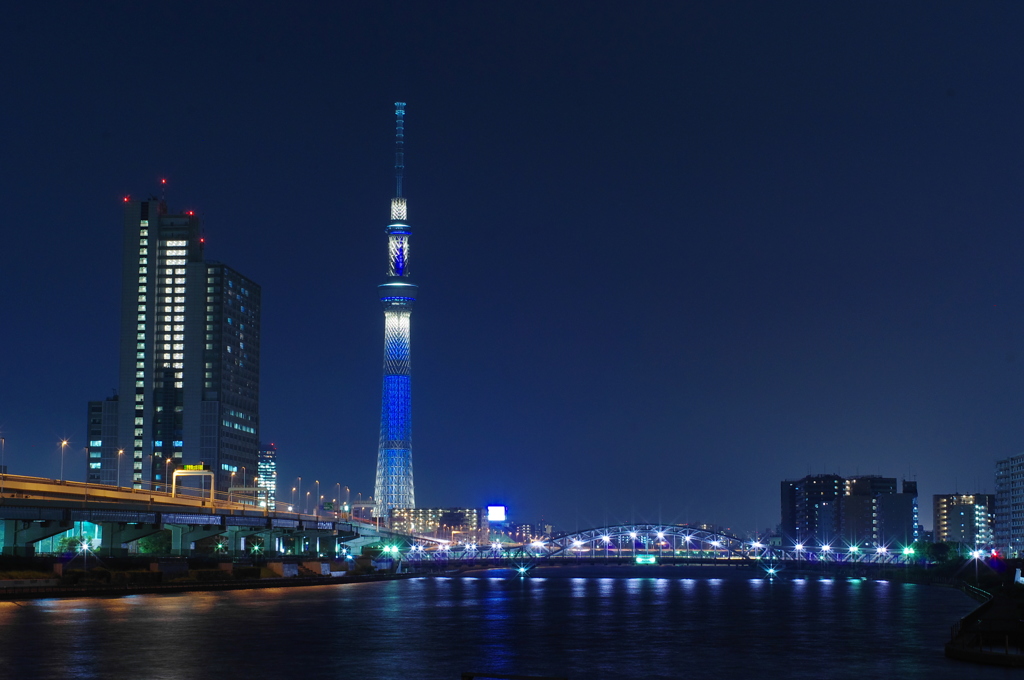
[
  {"xmin": 1, "ymin": 437, "xmax": 5, "ymax": 496},
  {"xmin": 305, "ymin": 491, "xmax": 311, "ymax": 515},
  {"xmin": 315, "ymin": 481, "xmax": 320, "ymax": 517},
  {"xmin": 60, "ymin": 439, "xmax": 69, "ymax": 482},
  {"xmin": 117, "ymin": 449, "xmax": 123, "ymax": 488}
]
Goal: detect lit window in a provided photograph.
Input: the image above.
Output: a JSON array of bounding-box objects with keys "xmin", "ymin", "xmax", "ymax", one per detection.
[
  {"xmin": 90, "ymin": 462, "xmax": 102, "ymax": 469},
  {"xmin": 89, "ymin": 440, "xmax": 102, "ymax": 447}
]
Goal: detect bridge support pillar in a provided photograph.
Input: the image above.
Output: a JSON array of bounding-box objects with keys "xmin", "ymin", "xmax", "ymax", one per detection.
[
  {"xmin": 97, "ymin": 523, "xmax": 163, "ymax": 557},
  {"xmin": 166, "ymin": 524, "xmax": 226, "ymax": 556},
  {"xmin": 260, "ymin": 530, "xmax": 285, "ymax": 557},
  {"xmin": 1, "ymin": 519, "xmax": 72, "ymax": 556}
]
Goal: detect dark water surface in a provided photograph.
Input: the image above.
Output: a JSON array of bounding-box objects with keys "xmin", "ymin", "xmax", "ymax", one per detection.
[{"xmin": 0, "ymin": 571, "xmax": 1016, "ymax": 680}]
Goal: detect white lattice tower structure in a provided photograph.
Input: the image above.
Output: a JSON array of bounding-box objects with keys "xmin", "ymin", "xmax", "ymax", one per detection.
[{"xmin": 373, "ymin": 102, "xmax": 417, "ymax": 519}]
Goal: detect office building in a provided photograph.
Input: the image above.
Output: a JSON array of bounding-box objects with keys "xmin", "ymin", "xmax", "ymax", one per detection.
[
  {"xmin": 87, "ymin": 198, "xmax": 261, "ymax": 493},
  {"xmin": 996, "ymin": 453, "xmax": 1024, "ymax": 557},
  {"xmin": 934, "ymin": 494, "xmax": 995, "ymax": 546},
  {"xmin": 257, "ymin": 442, "xmax": 277, "ymax": 510},
  {"xmin": 374, "ymin": 102, "xmax": 418, "ymax": 519}
]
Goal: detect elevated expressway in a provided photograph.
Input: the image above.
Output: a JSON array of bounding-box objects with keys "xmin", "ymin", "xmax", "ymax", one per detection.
[{"xmin": 0, "ymin": 474, "xmax": 412, "ymax": 557}]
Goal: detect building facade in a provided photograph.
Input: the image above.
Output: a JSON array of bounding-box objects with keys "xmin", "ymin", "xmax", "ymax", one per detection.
[
  {"xmin": 374, "ymin": 102, "xmax": 418, "ymax": 519},
  {"xmin": 257, "ymin": 442, "xmax": 278, "ymax": 510},
  {"xmin": 780, "ymin": 474, "xmax": 844, "ymax": 543},
  {"xmin": 934, "ymin": 493, "xmax": 995, "ymax": 547},
  {"xmin": 87, "ymin": 198, "xmax": 260, "ymax": 494},
  {"xmin": 996, "ymin": 453, "xmax": 1024, "ymax": 556}
]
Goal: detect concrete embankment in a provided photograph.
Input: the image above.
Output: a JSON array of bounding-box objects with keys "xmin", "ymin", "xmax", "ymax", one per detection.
[{"xmin": 945, "ymin": 588, "xmax": 1024, "ymax": 667}]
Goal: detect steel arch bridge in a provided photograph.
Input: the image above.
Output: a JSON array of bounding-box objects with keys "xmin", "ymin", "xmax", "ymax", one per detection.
[
  {"xmin": 543, "ymin": 524, "xmax": 747, "ymax": 558},
  {"xmin": 374, "ymin": 524, "xmax": 925, "ymax": 571}
]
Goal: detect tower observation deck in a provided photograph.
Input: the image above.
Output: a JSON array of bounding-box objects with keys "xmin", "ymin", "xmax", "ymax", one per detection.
[{"xmin": 373, "ymin": 102, "xmax": 417, "ymax": 519}]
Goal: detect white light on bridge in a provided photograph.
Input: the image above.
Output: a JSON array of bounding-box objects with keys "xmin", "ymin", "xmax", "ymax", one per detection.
[{"xmin": 820, "ymin": 545, "xmax": 831, "ymax": 552}]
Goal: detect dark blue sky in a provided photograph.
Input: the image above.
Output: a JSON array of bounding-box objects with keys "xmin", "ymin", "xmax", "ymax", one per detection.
[{"xmin": 3, "ymin": 3, "xmax": 1023, "ymax": 533}]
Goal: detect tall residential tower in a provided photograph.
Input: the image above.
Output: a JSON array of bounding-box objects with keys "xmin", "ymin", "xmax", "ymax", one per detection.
[
  {"xmin": 373, "ymin": 102, "xmax": 417, "ymax": 519},
  {"xmin": 87, "ymin": 198, "xmax": 261, "ymax": 494}
]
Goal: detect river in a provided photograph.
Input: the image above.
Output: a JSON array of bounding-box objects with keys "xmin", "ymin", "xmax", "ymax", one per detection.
[{"xmin": 0, "ymin": 568, "xmax": 1015, "ymax": 680}]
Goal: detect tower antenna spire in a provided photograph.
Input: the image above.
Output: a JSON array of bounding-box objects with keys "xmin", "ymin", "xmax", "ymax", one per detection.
[{"xmin": 394, "ymin": 102, "xmax": 406, "ymax": 198}]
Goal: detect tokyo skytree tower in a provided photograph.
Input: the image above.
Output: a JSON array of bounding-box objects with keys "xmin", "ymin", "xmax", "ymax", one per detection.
[{"xmin": 373, "ymin": 102, "xmax": 417, "ymax": 519}]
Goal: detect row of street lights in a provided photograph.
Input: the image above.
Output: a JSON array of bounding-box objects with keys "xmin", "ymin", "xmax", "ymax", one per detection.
[{"xmin": 30, "ymin": 439, "xmax": 353, "ymax": 517}]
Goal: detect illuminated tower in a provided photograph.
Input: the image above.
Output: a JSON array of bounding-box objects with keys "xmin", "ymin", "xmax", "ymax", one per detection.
[{"xmin": 373, "ymin": 102, "xmax": 417, "ymax": 519}]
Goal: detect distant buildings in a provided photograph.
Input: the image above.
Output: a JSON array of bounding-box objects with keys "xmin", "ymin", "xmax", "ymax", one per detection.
[
  {"xmin": 996, "ymin": 453, "xmax": 1024, "ymax": 557},
  {"xmin": 389, "ymin": 507, "xmax": 488, "ymax": 543},
  {"xmin": 87, "ymin": 198, "xmax": 261, "ymax": 494},
  {"xmin": 781, "ymin": 474, "xmax": 918, "ymax": 546},
  {"xmin": 933, "ymin": 493, "xmax": 995, "ymax": 547}
]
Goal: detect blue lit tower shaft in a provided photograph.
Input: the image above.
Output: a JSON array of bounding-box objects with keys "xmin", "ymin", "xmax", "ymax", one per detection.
[{"xmin": 374, "ymin": 102, "xmax": 417, "ymax": 518}]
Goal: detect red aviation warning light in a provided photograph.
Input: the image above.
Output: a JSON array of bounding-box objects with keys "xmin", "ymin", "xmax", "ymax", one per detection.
[
  {"xmin": 161, "ymin": 178, "xmax": 167, "ymax": 184},
  {"xmin": 123, "ymin": 195, "xmax": 130, "ymax": 202}
]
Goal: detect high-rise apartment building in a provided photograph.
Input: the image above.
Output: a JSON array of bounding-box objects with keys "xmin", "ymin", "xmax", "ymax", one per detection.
[
  {"xmin": 933, "ymin": 494, "xmax": 995, "ymax": 546},
  {"xmin": 258, "ymin": 442, "xmax": 278, "ymax": 510},
  {"xmin": 840, "ymin": 477, "xmax": 918, "ymax": 546},
  {"xmin": 374, "ymin": 103, "xmax": 417, "ymax": 519},
  {"xmin": 996, "ymin": 453, "xmax": 1024, "ymax": 557},
  {"xmin": 780, "ymin": 474, "xmax": 843, "ymax": 543},
  {"xmin": 87, "ymin": 198, "xmax": 260, "ymax": 493}
]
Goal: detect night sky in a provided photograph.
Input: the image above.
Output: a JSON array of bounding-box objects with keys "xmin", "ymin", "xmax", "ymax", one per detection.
[{"xmin": 3, "ymin": 3, "xmax": 1024, "ymax": 534}]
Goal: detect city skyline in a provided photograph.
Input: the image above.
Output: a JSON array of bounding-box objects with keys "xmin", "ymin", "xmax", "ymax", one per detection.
[{"xmin": 2, "ymin": 4, "xmax": 1023, "ymax": 533}]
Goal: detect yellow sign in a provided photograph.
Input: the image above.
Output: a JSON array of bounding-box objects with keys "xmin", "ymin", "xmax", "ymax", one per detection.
[{"xmin": 182, "ymin": 464, "xmax": 209, "ymax": 471}]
